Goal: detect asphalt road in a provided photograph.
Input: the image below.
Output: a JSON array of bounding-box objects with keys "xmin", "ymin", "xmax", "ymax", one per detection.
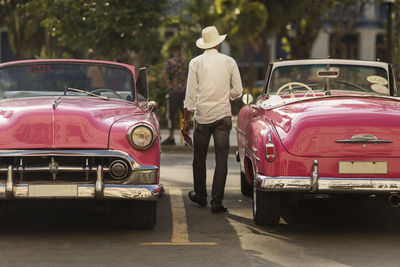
[{"xmin": 2, "ymin": 152, "xmax": 400, "ymax": 266}]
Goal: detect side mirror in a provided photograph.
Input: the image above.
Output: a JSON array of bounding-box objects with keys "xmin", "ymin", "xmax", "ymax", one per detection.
[
  {"xmin": 136, "ymin": 67, "xmax": 149, "ymax": 101},
  {"xmin": 242, "ymin": 93, "xmax": 254, "ymax": 104}
]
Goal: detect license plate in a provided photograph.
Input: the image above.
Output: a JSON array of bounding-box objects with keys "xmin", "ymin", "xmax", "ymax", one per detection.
[
  {"xmin": 338, "ymin": 161, "xmax": 387, "ymax": 174},
  {"xmin": 29, "ymin": 185, "xmax": 78, "ymax": 197}
]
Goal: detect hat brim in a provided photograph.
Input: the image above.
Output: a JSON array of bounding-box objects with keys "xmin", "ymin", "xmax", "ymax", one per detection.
[{"xmin": 196, "ymin": 34, "xmax": 227, "ymax": 49}]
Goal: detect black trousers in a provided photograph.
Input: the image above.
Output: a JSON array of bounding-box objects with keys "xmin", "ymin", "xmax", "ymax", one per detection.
[{"xmin": 192, "ymin": 116, "xmax": 232, "ymax": 206}]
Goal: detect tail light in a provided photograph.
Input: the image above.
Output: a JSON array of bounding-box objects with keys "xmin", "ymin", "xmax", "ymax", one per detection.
[{"xmin": 266, "ymin": 132, "xmax": 275, "ymax": 162}]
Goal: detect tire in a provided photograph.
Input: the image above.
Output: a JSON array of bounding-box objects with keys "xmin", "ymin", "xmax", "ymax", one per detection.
[
  {"xmin": 253, "ymin": 187, "xmax": 282, "ymax": 226},
  {"xmin": 129, "ymin": 200, "xmax": 156, "ymax": 229},
  {"xmin": 240, "ymin": 171, "xmax": 252, "ymax": 197}
]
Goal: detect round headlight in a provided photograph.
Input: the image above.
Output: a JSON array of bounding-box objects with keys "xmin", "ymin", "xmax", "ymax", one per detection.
[{"xmin": 128, "ymin": 124, "xmax": 155, "ymax": 149}]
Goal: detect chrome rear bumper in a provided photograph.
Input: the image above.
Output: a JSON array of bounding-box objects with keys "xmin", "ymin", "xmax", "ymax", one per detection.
[
  {"xmin": 255, "ymin": 174, "xmax": 400, "ymax": 193},
  {"xmin": 256, "ymin": 159, "xmax": 400, "ymax": 193}
]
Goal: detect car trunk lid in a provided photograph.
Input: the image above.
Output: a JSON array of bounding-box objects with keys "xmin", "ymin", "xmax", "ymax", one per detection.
[{"xmin": 271, "ymin": 97, "xmax": 400, "ymax": 157}]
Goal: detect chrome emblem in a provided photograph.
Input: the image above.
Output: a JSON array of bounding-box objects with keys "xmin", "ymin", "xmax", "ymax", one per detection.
[
  {"xmin": 336, "ymin": 134, "xmax": 392, "ymax": 144},
  {"xmin": 351, "ymin": 134, "xmax": 377, "ymax": 140}
]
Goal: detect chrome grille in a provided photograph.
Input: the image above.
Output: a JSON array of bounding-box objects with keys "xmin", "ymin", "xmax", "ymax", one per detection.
[{"xmin": 0, "ymin": 150, "xmax": 134, "ymax": 183}]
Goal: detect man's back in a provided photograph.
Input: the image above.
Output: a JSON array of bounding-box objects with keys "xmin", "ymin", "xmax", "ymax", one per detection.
[{"xmin": 185, "ymin": 49, "xmax": 242, "ymax": 124}]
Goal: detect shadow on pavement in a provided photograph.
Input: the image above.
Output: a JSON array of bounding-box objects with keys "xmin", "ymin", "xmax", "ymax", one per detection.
[{"xmin": 225, "ymin": 194, "xmax": 400, "ymax": 266}]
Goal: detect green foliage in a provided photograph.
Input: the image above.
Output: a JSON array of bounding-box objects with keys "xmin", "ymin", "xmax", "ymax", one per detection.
[
  {"xmin": 280, "ymin": 0, "xmax": 335, "ymax": 59},
  {"xmin": 235, "ymin": 2, "xmax": 267, "ymax": 40},
  {"xmin": 39, "ymin": 0, "xmax": 167, "ymax": 60},
  {"xmin": 393, "ymin": 1, "xmax": 400, "ymax": 80},
  {"xmin": 0, "ymin": 0, "xmax": 47, "ymax": 59},
  {"xmin": 0, "ymin": 0, "xmax": 167, "ymax": 60},
  {"xmin": 147, "ymin": 62, "xmax": 168, "ymax": 128}
]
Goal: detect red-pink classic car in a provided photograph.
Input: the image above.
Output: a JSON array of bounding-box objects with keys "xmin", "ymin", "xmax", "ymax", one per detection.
[
  {"xmin": 237, "ymin": 59, "xmax": 400, "ymax": 225},
  {"xmin": 0, "ymin": 59, "xmax": 162, "ymax": 229}
]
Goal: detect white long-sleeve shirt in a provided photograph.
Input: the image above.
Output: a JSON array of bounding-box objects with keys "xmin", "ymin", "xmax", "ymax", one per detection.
[{"xmin": 184, "ymin": 49, "xmax": 243, "ymax": 124}]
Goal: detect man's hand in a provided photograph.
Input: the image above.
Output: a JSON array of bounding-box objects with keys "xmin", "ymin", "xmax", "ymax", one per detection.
[
  {"xmin": 181, "ymin": 120, "xmax": 190, "ymax": 136},
  {"xmin": 182, "ymin": 108, "xmax": 192, "ymax": 136}
]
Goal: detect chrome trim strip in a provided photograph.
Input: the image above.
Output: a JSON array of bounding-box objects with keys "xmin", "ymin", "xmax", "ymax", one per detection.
[
  {"xmin": 0, "ymin": 166, "xmax": 110, "ymax": 173},
  {"xmin": 335, "ymin": 139, "xmax": 392, "ymax": 144},
  {"xmin": 245, "ymin": 146, "xmax": 260, "ymax": 162},
  {"xmin": 256, "ymin": 174, "xmax": 400, "ymax": 192},
  {"xmin": 260, "ymin": 95, "xmax": 400, "ymax": 111},
  {"xmin": 236, "ymin": 127, "xmax": 246, "ymax": 136}
]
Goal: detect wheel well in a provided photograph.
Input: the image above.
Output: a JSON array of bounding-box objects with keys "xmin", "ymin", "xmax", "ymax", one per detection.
[{"xmin": 244, "ymin": 156, "xmax": 254, "ymax": 185}]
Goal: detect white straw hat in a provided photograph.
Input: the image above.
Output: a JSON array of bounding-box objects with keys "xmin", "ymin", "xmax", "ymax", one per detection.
[{"xmin": 196, "ymin": 26, "xmax": 227, "ymax": 49}]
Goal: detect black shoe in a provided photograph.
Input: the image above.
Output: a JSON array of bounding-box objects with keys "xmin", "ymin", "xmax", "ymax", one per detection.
[
  {"xmin": 161, "ymin": 138, "xmax": 176, "ymax": 145},
  {"xmin": 211, "ymin": 205, "xmax": 228, "ymax": 213},
  {"xmin": 188, "ymin": 191, "xmax": 207, "ymax": 207}
]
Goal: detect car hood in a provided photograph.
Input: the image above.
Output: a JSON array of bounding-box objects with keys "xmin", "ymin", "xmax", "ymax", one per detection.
[
  {"xmin": 0, "ymin": 97, "xmax": 142, "ymax": 149},
  {"xmin": 270, "ymin": 97, "xmax": 400, "ymax": 157}
]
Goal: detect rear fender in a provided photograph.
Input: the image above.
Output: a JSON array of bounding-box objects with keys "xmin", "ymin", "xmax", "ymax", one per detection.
[{"xmin": 245, "ymin": 119, "xmax": 283, "ymax": 177}]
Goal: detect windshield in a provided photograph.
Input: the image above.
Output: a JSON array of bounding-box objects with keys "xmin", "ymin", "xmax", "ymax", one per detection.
[
  {"xmin": 0, "ymin": 63, "xmax": 134, "ymax": 100},
  {"xmin": 268, "ymin": 64, "xmax": 389, "ymax": 96}
]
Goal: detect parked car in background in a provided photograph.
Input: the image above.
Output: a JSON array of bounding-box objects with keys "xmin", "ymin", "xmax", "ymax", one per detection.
[
  {"xmin": 0, "ymin": 59, "xmax": 162, "ymax": 229},
  {"xmin": 237, "ymin": 59, "xmax": 400, "ymax": 225}
]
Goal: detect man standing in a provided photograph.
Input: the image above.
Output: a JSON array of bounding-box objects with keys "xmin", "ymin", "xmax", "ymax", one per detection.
[
  {"xmin": 161, "ymin": 44, "xmax": 188, "ymax": 145},
  {"xmin": 182, "ymin": 26, "xmax": 243, "ymax": 212}
]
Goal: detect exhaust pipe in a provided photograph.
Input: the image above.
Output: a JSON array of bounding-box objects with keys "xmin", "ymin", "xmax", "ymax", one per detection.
[{"xmin": 388, "ymin": 194, "xmax": 400, "ymax": 208}]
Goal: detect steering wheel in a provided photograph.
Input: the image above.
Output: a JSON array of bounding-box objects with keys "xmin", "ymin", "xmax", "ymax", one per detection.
[
  {"xmin": 90, "ymin": 88, "xmax": 123, "ymax": 99},
  {"xmin": 276, "ymin": 82, "xmax": 315, "ymax": 98}
]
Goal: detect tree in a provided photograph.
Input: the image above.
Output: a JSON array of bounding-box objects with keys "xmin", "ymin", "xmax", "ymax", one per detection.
[
  {"xmin": 327, "ymin": 0, "xmax": 371, "ymax": 59},
  {"xmin": 0, "ymin": 0, "xmax": 167, "ymax": 61},
  {"xmin": 160, "ymin": 0, "xmax": 218, "ymax": 60},
  {"xmin": 215, "ymin": 0, "xmax": 268, "ymax": 88},
  {"xmin": 392, "ymin": 0, "xmax": 400, "ymax": 79},
  {"xmin": 279, "ymin": 0, "xmax": 336, "ymax": 59},
  {"xmin": 40, "ymin": 0, "xmax": 167, "ymax": 60},
  {"xmin": 0, "ymin": 0, "xmax": 48, "ymax": 59}
]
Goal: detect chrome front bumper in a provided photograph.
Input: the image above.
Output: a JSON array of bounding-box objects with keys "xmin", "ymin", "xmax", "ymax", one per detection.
[
  {"xmin": 0, "ymin": 149, "xmax": 163, "ymax": 200},
  {"xmin": 255, "ymin": 174, "xmax": 400, "ymax": 193},
  {"xmin": 0, "ymin": 183, "xmax": 164, "ymax": 200}
]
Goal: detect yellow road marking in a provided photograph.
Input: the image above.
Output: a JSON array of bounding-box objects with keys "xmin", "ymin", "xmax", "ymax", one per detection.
[
  {"xmin": 140, "ymin": 188, "xmax": 218, "ymax": 246},
  {"xmin": 169, "ymin": 188, "xmax": 189, "ymax": 243},
  {"xmin": 140, "ymin": 242, "xmax": 218, "ymax": 246}
]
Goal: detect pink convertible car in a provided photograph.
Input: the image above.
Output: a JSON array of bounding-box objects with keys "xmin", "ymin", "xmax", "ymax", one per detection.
[
  {"xmin": 237, "ymin": 59, "xmax": 400, "ymax": 225},
  {"xmin": 0, "ymin": 59, "xmax": 162, "ymax": 229}
]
